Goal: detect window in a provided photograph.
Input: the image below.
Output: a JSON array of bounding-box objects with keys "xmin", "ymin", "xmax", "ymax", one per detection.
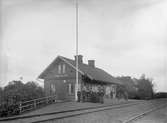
[
  {"xmin": 62, "ymin": 64, "xmax": 66, "ymax": 74},
  {"xmin": 51, "ymin": 84, "xmax": 56, "ymax": 94},
  {"xmin": 58, "ymin": 64, "xmax": 61, "ymax": 74},
  {"xmin": 68, "ymin": 84, "xmax": 72, "ymax": 95},
  {"xmin": 68, "ymin": 84, "xmax": 74, "ymax": 95},
  {"xmin": 71, "ymin": 84, "xmax": 74, "ymax": 94}
]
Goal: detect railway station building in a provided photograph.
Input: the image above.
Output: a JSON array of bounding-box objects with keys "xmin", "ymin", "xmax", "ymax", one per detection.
[{"xmin": 38, "ymin": 55, "xmax": 123, "ymax": 101}]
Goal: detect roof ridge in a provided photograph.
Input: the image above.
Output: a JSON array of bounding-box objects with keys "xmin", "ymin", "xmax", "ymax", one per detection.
[
  {"xmin": 58, "ymin": 55, "xmax": 73, "ymax": 60},
  {"xmin": 59, "ymin": 56, "xmax": 98, "ymax": 69},
  {"xmin": 59, "ymin": 56, "xmax": 112, "ymax": 75}
]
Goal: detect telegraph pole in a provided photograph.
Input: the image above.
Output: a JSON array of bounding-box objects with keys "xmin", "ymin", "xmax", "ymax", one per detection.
[{"xmin": 75, "ymin": 0, "xmax": 79, "ymax": 101}]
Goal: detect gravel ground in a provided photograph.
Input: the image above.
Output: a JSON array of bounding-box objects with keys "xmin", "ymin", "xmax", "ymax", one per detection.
[
  {"xmin": 21, "ymin": 98, "xmax": 130, "ymax": 117},
  {"xmin": 37, "ymin": 99, "xmax": 167, "ymax": 123},
  {"xmin": 1, "ymin": 99, "xmax": 166, "ymax": 123},
  {"xmin": 35, "ymin": 99, "xmax": 167, "ymax": 123},
  {"xmin": 134, "ymin": 104, "xmax": 167, "ymax": 123}
]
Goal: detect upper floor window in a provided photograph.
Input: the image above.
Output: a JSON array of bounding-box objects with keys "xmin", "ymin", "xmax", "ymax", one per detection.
[
  {"xmin": 58, "ymin": 64, "xmax": 61, "ymax": 74},
  {"xmin": 62, "ymin": 64, "xmax": 66, "ymax": 74}
]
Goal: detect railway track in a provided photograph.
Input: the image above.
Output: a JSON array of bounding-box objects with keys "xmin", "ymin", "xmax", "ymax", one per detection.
[
  {"xmin": 32, "ymin": 99, "xmax": 167, "ymax": 123},
  {"xmin": 0, "ymin": 99, "xmax": 166, "ymax": 123},
  {"xmin": 0, "ymin": 100, "xmax": 143, "ymax": 122},
  {"xmin": 123, "ymin": 100, "xmax": 167, "ymax": 123}
]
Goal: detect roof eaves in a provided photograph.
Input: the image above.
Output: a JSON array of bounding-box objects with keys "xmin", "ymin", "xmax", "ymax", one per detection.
[{"xmin": 38, "ymin": 56, "xmax": 60, "ymax": 79}]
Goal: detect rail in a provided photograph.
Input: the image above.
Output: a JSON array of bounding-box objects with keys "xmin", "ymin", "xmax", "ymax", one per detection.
[
  {"xmin": 31, "ymin": 99, "xmax": 167, "ymax": 123},
  {"xmin": 123, "ymin": 103, "xmax": 167, "ymax": 123},
  {"xmin": 1, "ymin": 99, "xmax": 166, "ymax": 122},
  {"xmin": 0, "ymin": 100, "xmax": 143, "ymax": 122},
  {"xmin": 19, "ymin": 95, "xmax": 57, "ymax": 114}
]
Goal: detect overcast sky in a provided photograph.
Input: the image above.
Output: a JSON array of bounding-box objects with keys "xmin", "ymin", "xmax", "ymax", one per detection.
[{"xmin": 0, "ymin": 0, "xmax": 167, "ymax": 92}]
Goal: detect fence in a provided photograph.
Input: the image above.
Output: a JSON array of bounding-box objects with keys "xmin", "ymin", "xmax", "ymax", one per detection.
[{"xmin": 19, "ymin": 95, "xmax": 57, "ymax": 114}]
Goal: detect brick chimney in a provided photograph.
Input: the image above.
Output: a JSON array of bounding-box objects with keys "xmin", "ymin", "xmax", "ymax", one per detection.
[
  {"xmin": 88, "ymin": 60, "xmax": 95, "ymax": 68},
  {"xmin": 74, "ymin": 55, "xmax": 83, "ymax": 64}
]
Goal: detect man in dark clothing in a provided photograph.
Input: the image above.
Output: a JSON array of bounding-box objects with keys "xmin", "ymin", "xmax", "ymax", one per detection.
[
  {"xmin": 99, "ymin": 86, "xmax": 104, "ymax": 104},
  {"xmin": 77, "ymin": 91, "xmax": 81, "ymax": 102}
]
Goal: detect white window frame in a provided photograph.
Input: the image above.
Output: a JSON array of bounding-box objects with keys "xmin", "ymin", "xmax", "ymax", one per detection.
[
  {"xmin": 62, "ymin": 64, "xmax": 66, "ymax": 74},
  {"xmin": 51, "ymin": 84, "xmax": 56, "ymax": 94},
  {"xmin": 68, "ymin": 83, "xmax": 75, "ymax": 95},
  {"xmin": 58, "ymin": 64, "xmax": 61, "ymax": 74},
  {"xmin": 69, "ymin": 83, "xmax": 72, "ymax": 95}
]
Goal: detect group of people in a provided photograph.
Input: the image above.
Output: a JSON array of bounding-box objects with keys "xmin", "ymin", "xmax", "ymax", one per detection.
[{"xmin": 77, "ymin": 85, "xmax": 105, "ymax": 103}]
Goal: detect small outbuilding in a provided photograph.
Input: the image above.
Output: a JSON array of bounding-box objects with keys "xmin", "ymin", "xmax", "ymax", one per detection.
[{"xmin": 38, "ymin": 55, "xmax": 123, "ymax": 101}]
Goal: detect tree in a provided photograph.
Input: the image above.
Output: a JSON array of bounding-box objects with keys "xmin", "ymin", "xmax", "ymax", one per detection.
[
  {"xmin": 0, "ymin": 80, "xmax": 45, "ymax": 117},
  {"xmin": 3, "ymin": 80, "xmax": 45, "ymax": 103},
  {"xmin": 0, "ymin": 87, "xmax": 3, "ymax": 104},
  {"xmin": 3, "ymin": 80, "xmax": 25, "ymax": 105},
  {"xmin": 116, "ymin": 76, "xmax": 138, "ymax": 99},
  {"xmin": 116, "ymin": 85, "xmax": 128, "ymax": 100},
  {"xmin": 136, "ymin": 74, "xmax": 154, "ymax": 99},
  {"xmin": 24, "ymin": 81, "xmax": 45, "ymax": 100}
]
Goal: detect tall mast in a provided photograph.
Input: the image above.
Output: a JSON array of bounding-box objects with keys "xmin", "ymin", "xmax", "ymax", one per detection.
[{"xmin": 75, "ymin": 0, "xmax": 79, "ymax": 101}]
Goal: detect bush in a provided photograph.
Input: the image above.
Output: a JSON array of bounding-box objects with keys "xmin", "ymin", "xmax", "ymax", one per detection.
[
  {"xmin": 116, "ymin": 74, "xmax": 154, "ymax": 100},
  {"xmin": 0, "ymin": 80, "xmax": 45, "ymax": 117}
]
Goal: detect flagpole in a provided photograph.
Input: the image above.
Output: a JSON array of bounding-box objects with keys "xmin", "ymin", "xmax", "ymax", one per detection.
[{"xmin": 75, "ymin": 0, "xmax": 79, "ymax": 101}]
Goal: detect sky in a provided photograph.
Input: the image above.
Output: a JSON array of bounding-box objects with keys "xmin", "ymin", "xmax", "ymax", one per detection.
[{"xmin": 0, "ymin": 0, "xmax": 167, "ymax": 92}]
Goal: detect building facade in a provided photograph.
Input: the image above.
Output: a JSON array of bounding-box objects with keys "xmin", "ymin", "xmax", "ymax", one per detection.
[{"xmin": 38, "ymin": 55, "xmax": 122, "ymax": 101}]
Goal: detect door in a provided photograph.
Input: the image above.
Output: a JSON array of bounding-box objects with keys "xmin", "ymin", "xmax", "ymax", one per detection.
[{"xmin": 56, "ymin": 80, "xmax": 68, "ymax": 100}]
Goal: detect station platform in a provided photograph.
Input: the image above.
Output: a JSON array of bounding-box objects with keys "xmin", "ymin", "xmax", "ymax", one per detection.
[{"xmin": 20, "ymin": 98, "xmax": 132, "ymax": 117}]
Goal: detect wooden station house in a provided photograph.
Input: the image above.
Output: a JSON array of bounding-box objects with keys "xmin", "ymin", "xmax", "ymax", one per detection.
[{"xmin": 38, "ymin": 55, "xmax": 122, "ymax": 101}]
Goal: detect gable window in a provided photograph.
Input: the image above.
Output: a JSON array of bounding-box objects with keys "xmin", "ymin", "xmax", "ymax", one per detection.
[
  {"xmin": 58, "ymin": 64, "xmax": 61, "ymax": 74},
  {"xmin": 62, "ymin": 64, "xmax": 66, "ymax": 74}
]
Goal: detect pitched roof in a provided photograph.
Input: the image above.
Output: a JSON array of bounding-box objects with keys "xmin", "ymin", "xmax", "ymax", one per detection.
[{"xmin": 38, "ymin": 56, "xmax": 122, "ymax": 85}]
